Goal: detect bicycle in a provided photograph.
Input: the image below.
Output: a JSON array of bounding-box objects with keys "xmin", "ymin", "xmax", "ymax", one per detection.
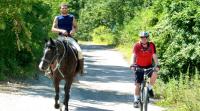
[{"xmin": 131, "ymin": 65, "xmax": 156, "ymax": 111}]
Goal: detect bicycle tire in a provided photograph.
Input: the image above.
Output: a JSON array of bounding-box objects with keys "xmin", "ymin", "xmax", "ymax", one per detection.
[
  {"xmin": 140, "ymin": 84, "xmax": 144, "ymax": 111},
  {"xmin": 143, "ymin": 86, "xmax": 149, "ymax": 111}
]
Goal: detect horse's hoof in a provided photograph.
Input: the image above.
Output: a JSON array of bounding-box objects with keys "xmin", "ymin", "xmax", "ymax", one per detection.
[{"xmin": 55, "ymin": 104, "xmax": 60, "ymax": 109}]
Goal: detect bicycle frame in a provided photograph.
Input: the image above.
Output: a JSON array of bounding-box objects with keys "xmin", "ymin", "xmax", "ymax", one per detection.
[
  {"xmin": 140, "ymin": 71, "xmax": 150, "ymax": 111},
  {"xmin": 137, "ymin": 67, "xmax": 155, "ymax": 111}
]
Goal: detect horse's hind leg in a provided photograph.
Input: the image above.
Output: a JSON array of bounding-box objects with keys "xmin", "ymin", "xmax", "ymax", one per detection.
[
  {"xmin": 64, "ymin": 79, "xmax": 73, "ymax": 111},
  {"xmin": 54, "ymin": 79, "xmax": 60, "ymax": 109}
]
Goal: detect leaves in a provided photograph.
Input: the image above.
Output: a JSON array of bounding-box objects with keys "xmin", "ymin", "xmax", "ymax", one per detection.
[{"xmin": 0, "ymin": 0, "xmax": 51, "ymax": 79}]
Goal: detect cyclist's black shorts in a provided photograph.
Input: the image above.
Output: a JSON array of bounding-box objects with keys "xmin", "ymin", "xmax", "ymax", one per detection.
[{"xmin": 134, "ymin": 65, "xmax": 154, "ymax": 83}]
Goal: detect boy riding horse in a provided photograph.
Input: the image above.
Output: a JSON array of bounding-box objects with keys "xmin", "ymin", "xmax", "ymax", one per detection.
[{"xmin": 51, "ymin": 3, "xmax": 84, "ymax": 75}]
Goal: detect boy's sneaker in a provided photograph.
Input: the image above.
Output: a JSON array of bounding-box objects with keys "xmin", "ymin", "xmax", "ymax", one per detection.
[{"xmin": 133, "ymin": 101, "xmax": 139, "ymax": 108}]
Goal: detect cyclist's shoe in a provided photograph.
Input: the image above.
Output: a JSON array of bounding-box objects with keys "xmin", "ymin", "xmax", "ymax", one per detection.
[
  {"xmin": 148, "ymin": 89, "xmax": 154, "ymax": 98},
  {"xmin": 133, "ymin": 101, "xmax": 139, "ymax": 108}
]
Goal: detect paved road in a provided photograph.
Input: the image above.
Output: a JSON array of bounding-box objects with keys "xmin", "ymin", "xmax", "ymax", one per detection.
[{"xmin": 0, "ymin": 43, "xmax": 165, "ymax": 111}]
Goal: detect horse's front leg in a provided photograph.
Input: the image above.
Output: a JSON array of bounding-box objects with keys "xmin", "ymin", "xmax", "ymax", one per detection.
[
  {"xmin": 64, "ymin": 79, "xmax": 73, "ymax": 111},
  {"xmin": 54, "ymin": 78, "xmax": 60, "ymax": 109}
]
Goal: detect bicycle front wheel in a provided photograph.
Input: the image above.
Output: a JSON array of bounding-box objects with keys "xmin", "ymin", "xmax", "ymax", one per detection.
[
  {"xmin": 140, "ymin": 84, "xmax": 144, "ymax": 111},
  {"xmin": 140, "ymin": 89, "xmax": 143, "ymax": 111},
  {"xmin": 143, "ymin": 86, "xmax": 149, "ymax": 111}
]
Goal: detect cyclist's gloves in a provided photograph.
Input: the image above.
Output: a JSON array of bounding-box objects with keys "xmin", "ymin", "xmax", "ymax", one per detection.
[
  {"xmin": 130, "ymin": 64, "xmax": 136, "ymax": 71},
  {"xmin": 130, "ymin": 64, "xmax": 134, "ymax": 68},
  {"xmin": 155, "ymin": 64, "xmax": 161, "ymax": 70}
]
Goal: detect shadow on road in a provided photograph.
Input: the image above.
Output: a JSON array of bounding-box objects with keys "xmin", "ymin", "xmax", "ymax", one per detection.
[
  {"xmin": 75, "ymin": 106, "xmax": 113, "ymax": 111},
  {"xmin": 70, "ymin": 103, "xmax": 113, "ymax": 111},
  {"xmin": 83, "ymin": 63, "xmax": 132, "ymax": 83},
  {"xmin": 71, "ymin": 86, "xmax": 133, "ymax": 103}
]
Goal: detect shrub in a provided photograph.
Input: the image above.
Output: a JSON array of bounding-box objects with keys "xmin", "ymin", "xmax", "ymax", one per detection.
[{"xmin": 91, "ymin": 26, "xmax": 116, "ymax": 45}]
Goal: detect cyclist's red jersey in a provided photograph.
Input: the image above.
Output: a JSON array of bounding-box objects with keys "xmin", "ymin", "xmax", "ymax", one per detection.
[{"xmin": 133, "ymin": 42, "xmax": 156, "ymax": 67}]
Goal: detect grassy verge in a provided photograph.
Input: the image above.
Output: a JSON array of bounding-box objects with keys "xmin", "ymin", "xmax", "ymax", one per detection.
[
  {"xmin": 154, "ymin": 73, "xmax": 200, "ymax": 111},
  {"xmin": 116, "ymin": 44, "xmax": 132, "ymax": 63}
]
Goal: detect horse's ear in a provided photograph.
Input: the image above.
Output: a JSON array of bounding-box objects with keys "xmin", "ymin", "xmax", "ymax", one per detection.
[
  {"xmin": 49, "ymin": 38, "xmax": 55, "ymax": 45},
  {"xmin": 44, "ymin": 38, "xmax": 48, "ymax": 43}
]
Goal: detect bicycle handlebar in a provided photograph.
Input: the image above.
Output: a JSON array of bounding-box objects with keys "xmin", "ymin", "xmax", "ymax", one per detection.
[{"xmin": 130, "ymin": 64, "xmax": 157, "ymax": 72}]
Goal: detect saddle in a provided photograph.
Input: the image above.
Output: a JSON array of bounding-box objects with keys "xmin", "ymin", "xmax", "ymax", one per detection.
[
  {"xmin": 61, "ymin": 39, "xmax": 84, "ymax": 75},
  {"xmin": 61, "ymin": 38, "xmax": 79, "ymax": 60}
]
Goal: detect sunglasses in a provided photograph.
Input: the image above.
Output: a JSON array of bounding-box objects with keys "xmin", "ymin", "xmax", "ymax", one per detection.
[{"xmin": 140, "ymin": 36, "xmax": 148, "ymax": 38}]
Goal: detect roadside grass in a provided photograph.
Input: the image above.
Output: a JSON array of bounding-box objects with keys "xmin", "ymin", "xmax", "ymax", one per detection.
[
  {"xmin": 116, "ymin": 44, "xmax": 132, "ymax": 63},
  {"xmin": 0, "ymin": 63, "xmax": 38, "ymax": 81},
  {"xmin": 154, "ymin": 72, "xmax": 200, "ymax": 111}
]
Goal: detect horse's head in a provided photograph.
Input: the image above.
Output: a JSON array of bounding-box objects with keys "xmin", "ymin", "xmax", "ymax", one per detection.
[{"xmin": 39, "ymin": 38, "xmax": 58, "ymax": 71}]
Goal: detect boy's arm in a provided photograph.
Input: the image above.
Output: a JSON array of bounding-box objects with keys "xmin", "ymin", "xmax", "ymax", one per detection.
[
  {"xmin": 51, "ymin": 16, "xmax": 66, "ymax": 34},
  {"xmin": 70, "ymin": 16, "xmax": 78, "ymax": 36}
]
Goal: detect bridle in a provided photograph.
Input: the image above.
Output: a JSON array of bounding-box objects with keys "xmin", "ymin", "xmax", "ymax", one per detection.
[
  {"xmin": 41, "ymin": 46, "xmax": 59, "ymax": 65},
  {"xmin": 41, "ymin": 40, "xmax": 67, "ymax": 78}
]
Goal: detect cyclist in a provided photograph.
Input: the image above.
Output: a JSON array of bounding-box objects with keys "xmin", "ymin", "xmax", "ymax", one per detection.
[
  {"xmin": 130, "ymin": 31, "xmax": 160, "ymax": 108},
  {"xmin": 51, "ymin": 3, "xmax": 84, "ymax": 74}
]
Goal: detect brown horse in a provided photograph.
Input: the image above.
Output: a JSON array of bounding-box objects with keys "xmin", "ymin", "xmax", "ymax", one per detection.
[{"xmin": 39, "ymin": 37, "xmax": 80, "ymax": 111}]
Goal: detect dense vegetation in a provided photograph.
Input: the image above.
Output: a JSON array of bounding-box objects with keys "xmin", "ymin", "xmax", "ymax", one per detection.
[
  {"xmin": 0, "ymin": 0, "xmax": 52, "ymax": 80},
  {"xmin": 0, "ymin": 0, "xmax": 199, "ymax": 110},
  {"xmin": 78, "ymin": 0, "xmax": 200, "ymax": 82}
]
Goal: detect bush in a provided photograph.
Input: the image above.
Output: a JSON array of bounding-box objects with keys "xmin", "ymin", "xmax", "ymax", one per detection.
[
  {"xmin": 16, "ymin": 49, "xmax": 33, "ymax": 67},
  {"xmin": 91, "ymin": 26, "xmax": 116, "ymax": 45},
  {"xmin": 152, "ymin": 0, "xmax": 200, "ymax": 81},
  {"xmin": 0, "ymin": 0, "xmax": 51, "ymax": 80}
]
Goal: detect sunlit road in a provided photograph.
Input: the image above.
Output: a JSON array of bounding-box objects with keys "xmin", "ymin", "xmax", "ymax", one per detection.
[{"xmin": 0, "ymin": 42, "xmax": 165, "ymax": 111}]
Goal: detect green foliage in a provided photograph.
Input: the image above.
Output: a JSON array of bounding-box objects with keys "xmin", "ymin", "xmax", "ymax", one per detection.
[
  {"xmin": 16, "ymin": 49, "xmax": 33, "ymax": 67},
  {"xmin": 119, "ymin": 8, "xmax": 154, "ymax": 46},
  {"xmin": 91, "ymin": 26, "xmax": 116, "ymax": 45},
  {"xmin": 77, "ymin": 0, "xmax": 143, "ymax": 40},
  {"xmin": 68, "ymin": 0, "xmax": 82, "ymax": 18},
  {"xmin": 151, "ymin": 0, "xmax": 200, "ymax": 81},
  {"xmin": 0, "ymin": 0, "xmax": 52, "ymax": 80}
]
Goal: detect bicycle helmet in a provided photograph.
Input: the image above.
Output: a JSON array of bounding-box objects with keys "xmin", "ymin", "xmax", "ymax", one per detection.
[{"xmin": 139, "ymin": 31, "xmax": 149, "ymax": 38}]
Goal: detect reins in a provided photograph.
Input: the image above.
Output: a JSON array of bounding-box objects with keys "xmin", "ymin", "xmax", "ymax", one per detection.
[
  {"xmin": 43, "ymin": 37, "xmax": 78, "ymax": 78},
  {"xmin": 51, "ymin": 40, "xmax": 66, "ymax": 78}
]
